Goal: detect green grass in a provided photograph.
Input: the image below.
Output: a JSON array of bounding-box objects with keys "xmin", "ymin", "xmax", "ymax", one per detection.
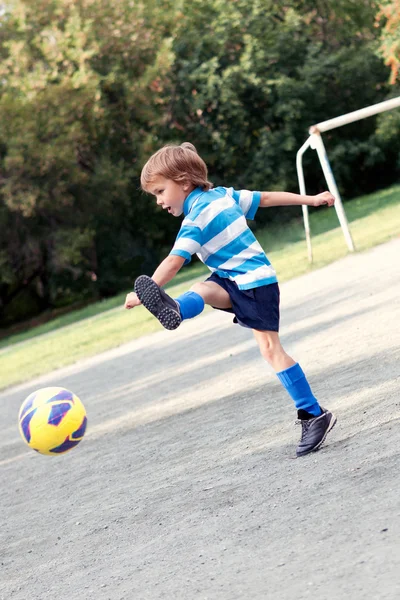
[
  {"xmin": 1, "ymin": 184, "xmax": 399, "ymax": 391},
  {"xmin": 258, "ymin": 185, "xmax": 400, "ymax": 281}
]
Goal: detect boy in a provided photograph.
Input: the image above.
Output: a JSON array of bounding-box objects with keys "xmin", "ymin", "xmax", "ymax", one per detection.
[{"xmin": 125, "ymin": 142, "xmax": 337, "ymax": 456}]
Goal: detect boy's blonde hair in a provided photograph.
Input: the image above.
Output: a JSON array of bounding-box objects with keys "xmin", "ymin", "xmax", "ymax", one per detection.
[{"xmin": 141, "ymin": 142, "xmax": 212, "ymax": 192}]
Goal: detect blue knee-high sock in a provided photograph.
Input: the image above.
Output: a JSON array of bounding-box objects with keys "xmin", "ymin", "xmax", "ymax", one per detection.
[
  {"xmin": 175, "ymin": 291, "xmax": 205, "ymax": 320},
  {"xmin": 276, "ymin": 363, "xmax": 321, "ymax": 416}
]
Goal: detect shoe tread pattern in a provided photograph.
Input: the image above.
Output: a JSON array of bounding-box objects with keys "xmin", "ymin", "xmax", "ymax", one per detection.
[{"xmin": 134, "ymin": 275, "xmax": 180, "ymax": 330}]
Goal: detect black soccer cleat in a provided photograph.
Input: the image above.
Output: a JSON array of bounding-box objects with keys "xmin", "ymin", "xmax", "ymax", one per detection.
[
  {"xmin": 296, "ymin": 408, "xmax": 337, "ymax": 457},
  {"xmin": 134, "ymin": 275, "xmax": 182, "ymax": 330}
]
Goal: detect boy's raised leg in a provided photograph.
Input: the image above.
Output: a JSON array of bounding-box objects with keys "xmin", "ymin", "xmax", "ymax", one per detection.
[{"xmin": 134, "ymin": 276, "xmax": 209, "ymax": 330}]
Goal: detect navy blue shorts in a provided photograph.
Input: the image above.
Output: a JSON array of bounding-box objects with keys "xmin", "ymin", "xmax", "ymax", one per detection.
[{"xmin": 206, "ymin": 273, "xmax": 280, "ymax": 331}]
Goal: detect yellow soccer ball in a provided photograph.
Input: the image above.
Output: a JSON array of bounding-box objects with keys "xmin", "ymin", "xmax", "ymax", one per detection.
[{"xmin": 18, "ymin": 387, "xmax": 87, "ymax": 455}]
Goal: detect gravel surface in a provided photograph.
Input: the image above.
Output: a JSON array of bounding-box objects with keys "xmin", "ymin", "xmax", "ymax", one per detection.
[{"xmin": 1, "ymin": 238, "xmax": 400, "ymax": 600}]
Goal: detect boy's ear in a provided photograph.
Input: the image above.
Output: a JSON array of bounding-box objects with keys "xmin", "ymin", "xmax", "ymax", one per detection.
[{"xmin": 182, "ymin": 180, "xmax": 191, "ymax": 191}]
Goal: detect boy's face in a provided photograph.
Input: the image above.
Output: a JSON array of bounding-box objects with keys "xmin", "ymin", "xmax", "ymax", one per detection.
[{"xmin": 149, "ymin": 176, "xmax": 193, "ymax": 217}]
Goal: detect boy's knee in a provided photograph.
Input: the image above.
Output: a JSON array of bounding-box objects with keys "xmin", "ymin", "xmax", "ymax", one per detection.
[
  {"xmin": 258, "ymin": 337, "xmax": 280, "ymax": 363},
  {"xmin": 259, "ymin": 346, "xmax": 275, "ymax": 363},
  {"xmin": 189, "ymin": 281, "xmax": 230, "ymax": 308},
  {"xmin": 190, "ymin": 282, "xmax": 203, "ymax": 295}
]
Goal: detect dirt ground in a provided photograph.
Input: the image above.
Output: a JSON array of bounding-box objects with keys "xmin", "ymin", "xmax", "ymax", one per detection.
[{"xmin": 1, "ymin": 238, "xmax": 400, "ymax": 600}]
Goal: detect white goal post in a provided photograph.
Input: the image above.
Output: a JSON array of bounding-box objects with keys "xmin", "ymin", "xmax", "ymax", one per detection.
[{"xmin": 296, "ymin": 96, "xmax": 400, "ymax": 262}]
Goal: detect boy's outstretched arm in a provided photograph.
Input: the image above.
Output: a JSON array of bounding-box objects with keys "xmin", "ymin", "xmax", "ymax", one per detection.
[
  {"xmin": 260, "ymin": 190, "xmax": 335, "ymax": 208},
  {"xmin": 151, "ymin": 255, "xmax": 186, "ymax": 287},
  {"xmin": 125, "ymin": 255, "xmax": 185, "ymax": 309}
]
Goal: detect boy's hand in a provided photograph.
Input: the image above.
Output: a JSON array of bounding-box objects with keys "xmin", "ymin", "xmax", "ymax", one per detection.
[
  {"xmin": 124, "ymin": 292, "xmax": 141, "ymax": 309},
  {"xmin": 312, "ymin": 191, "xmax": 335, "ymax": 207}
]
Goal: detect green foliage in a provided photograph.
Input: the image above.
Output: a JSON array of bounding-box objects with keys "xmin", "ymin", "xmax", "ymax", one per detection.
[
  {"xmin": 0, "ymin": 0, "xmax": 399, "ymax": 327},
  {"xmin": 0, "ymin": 0, "xmax": 178, "ymax": 324},
  {"xmin": 163, "ymin": 0, "xmax": 398, "ymax": 203},
  {"xmin": 376, "ymin": 0, "xmax": 400, "ymax": 84}
]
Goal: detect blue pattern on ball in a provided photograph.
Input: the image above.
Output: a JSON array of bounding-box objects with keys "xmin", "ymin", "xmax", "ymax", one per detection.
[
  {"xmin": 55, "ymin": 389, "xmax": 74, "ymax": 403},
  {"xmin": 72, "ymin": 416, "xmax": 87, "ymax": 439},
  {"xmin": 46, "ymin": 389, "xmax": 74, "ymax": 404},
  {"xmin": 48, "ymin": 402, "xmax": 72, "ymax": 426},
  {"xmin": 20, "ymin": 408, "xmax": 37, "ymax": 443},
  {"xmin": 19, "ymin": 392, "xmax": 37, "ymax": 421},
  {"xmin": 49, "ymin": 437, "xmax": 81, "ymax": 453}
]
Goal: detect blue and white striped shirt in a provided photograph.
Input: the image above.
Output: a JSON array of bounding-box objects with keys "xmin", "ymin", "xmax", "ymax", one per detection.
[{"xmin": 169, "ymin": 186, "xmax": 277, "ymax": 290}]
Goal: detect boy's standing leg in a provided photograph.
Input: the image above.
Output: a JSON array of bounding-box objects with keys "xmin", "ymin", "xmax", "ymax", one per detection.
[{"xmin": 253, "ymin": 329, "xmax": 336, "ymax": 456}]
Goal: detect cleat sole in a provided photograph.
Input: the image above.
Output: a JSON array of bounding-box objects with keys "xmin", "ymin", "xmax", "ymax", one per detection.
[{"xmin": 134, "ymin": 275, "xmax": 181, "ymax": 331}]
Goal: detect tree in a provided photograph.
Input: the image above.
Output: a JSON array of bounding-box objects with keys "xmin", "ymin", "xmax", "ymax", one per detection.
[
  {"xmin": 160, "ymin": 0, "xmax": 396, "ymax": 207},
  {"xmin": 1, "ymin": 0, "xmax": 399, "ymax": 327},
  {"xmin": 0, "ymin": 0, "xmax": 177, "ymax": 324},
  {"xmin": 376, "ymin": 0, "xmax": 400, "ymax": 84}
]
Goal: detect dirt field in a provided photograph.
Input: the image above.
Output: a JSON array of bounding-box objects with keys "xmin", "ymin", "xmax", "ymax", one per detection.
[{"xmin": 1, "ymin": 238, "xmax": 400, "ymax": 600}]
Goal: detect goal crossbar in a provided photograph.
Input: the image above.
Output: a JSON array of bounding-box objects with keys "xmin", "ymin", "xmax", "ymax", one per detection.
[{"xmin": 310, "ymin": 96, "xmax": 400, "ymax": 134}]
